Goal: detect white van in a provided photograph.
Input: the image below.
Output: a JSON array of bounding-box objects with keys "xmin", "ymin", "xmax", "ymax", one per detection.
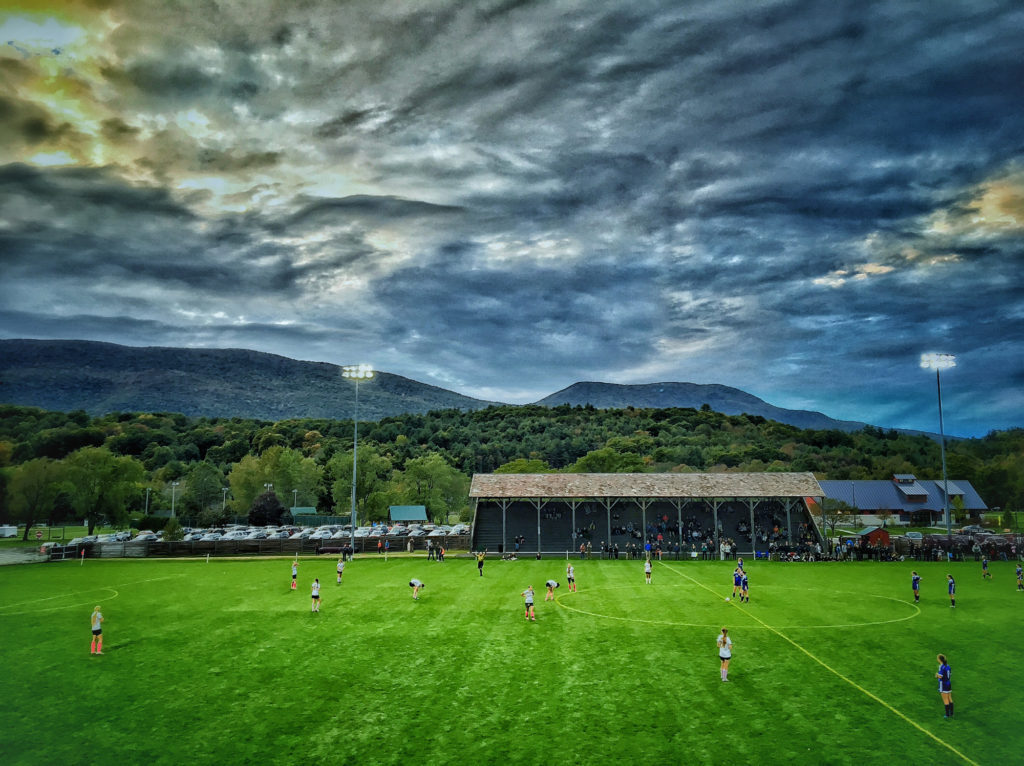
[{"xmin": 0, "ymin": 525, "xmax": 18, "ymax": 538}]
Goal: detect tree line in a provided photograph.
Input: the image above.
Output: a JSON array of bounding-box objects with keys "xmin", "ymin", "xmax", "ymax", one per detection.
[{"xmin": 1, "ymin": 403, "xmax": 1021, "ymax": 539}]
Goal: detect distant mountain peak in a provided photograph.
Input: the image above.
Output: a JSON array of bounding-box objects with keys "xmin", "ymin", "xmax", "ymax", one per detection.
[{"xmin": 1, "ymin": 339, "xmax": 878, "ymax": 432}]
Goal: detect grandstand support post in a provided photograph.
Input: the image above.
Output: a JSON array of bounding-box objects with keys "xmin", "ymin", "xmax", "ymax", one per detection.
[
  {"xmin": 571, "ymin": 500, "xmax": 576, "ymax": 552},
  {"xmin": 641, "ymin": 500, "xmax": 647, "ymax": 547},
  {"xmin": 675, "ymin": 499, "xmax": 683, "ymax": 550},
  {"xmin": 500, "ymin": 499, "xmax": 509, "ymax": 555},
  {"xmin": 711, "ymin": 498, "xmax": 720, "ymax": 559},
  {"xmin": 536, "ymin": 500, "xmax": 541, "ymax": 556},
  {"xmin": 748, "ymin": 499, "xmax": 757, "ymax": 556},
  {"xmin": 606, "ymin": 498, "xmax": 611, "ymax": 554},
  {"xmin": 785, "ymin": 498, "xmax": 793, "ymax": 545}
]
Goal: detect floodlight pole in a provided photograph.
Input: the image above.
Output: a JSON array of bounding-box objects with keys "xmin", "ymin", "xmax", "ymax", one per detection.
[
  {"xmin": 343, "ymin": 365, "xmax": 374, "ymax": 555},
  {"xmin": 170, "ymin": 481, "xmax": 179, "ymax": 518},
  {"xmin": 921, "ymin": 353, "xmax": 955, "ymax": 542}
]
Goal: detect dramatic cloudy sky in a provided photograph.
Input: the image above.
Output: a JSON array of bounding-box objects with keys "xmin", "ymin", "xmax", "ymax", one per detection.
[{"xmin": 1, "ymin": 1, "xmax": 1022, "ymax": 436}]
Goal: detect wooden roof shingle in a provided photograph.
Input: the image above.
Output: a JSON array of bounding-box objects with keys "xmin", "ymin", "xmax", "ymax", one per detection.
[{"xmin": 469, "ymin": 472, "xmax": 822, "ymax": 499}]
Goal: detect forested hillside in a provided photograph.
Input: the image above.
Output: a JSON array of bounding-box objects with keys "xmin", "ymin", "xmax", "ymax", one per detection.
[{"xmin": 1, "ymin": 403, "xmax": 1021, "ymax": 535}]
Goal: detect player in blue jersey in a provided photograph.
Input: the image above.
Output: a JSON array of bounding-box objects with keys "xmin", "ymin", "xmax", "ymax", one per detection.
[
  {"xmin": 982, "ymin": 557, "xmax": 992, "ymax": 580},
  {"xmin": 731, "ymin": 567, "xmax": 743, "ymax": 599},
  {"xmin": 936, "ymin": 654, "xmax": 953, "ymax": 718},
  {"xmin": 911, "ymin": 571, "xmax": 922, "ymax": 603},
  {"xmin": 947, "ymin": 574, "xmax": 956, "ymax": 608},
  {"xmin": 1017, "ymin": 564, "xmax": 1023, "ymax": 592},
  {"xmin": 739, "ymin": 571, "xmax": 749, "ymax": 603}
]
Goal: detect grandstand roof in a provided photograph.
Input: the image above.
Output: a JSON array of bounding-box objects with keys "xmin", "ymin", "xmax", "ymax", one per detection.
[{"xmin": 469, "ymin": 472, "xmax": 822, "ymax": 499}]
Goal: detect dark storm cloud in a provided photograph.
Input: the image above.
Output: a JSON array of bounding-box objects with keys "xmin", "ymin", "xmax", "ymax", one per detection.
[{"xmin": 2, "ymin": 0, "xmax": 1022, "ymax": 434}]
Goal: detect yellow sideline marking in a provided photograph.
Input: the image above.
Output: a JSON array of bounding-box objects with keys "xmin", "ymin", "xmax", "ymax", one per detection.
[{"xmin": 658, "ymin": 562, "xmax": 980, "ymax": 766}]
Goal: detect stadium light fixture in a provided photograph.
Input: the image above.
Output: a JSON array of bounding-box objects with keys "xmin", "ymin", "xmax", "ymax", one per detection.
[
  {"xmin": 920, "ymin": 353, "xmax": 956, "ymax": 540},
  {"xmin": 222, "ymin": 487, "xmax": 229, "ymax": 511},
  {"xmin": 145, "ymin": 487, "xmax": 151, "ymax": 515},
  {"xmin": 342, "ymin": 364, "xmax": 374, "ymax": 553},
  {"xmin": 170, "ymin": 481, "xmax": 180, "ymax": 518}
]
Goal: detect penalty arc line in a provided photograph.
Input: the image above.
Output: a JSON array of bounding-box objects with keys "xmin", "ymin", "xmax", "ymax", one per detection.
[{"xmin": 657, "ymin": 562, "xmax": 980, "ymax": 766}]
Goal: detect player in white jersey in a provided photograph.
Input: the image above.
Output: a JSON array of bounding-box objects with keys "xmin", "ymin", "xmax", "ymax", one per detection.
[
  {"xmin": 566, "ymin": 564, "xmax": 576, "ymax": 592},
  {"xmin": 291, "ymin": 559, "xmax": 299, "ymax": 590},
  {"xmin": 545, "ymin": 580, "xmax": 560, "ymax": 601},
  {"xmin": 644, "ymin": 558, "xmax": 653, "ymax": 584},
  {"xmin": 90, "ymin": 606, "xmax": 104, "ymax": 655},
  {"xmin": 336, "ymin": 558, "xmax": 345, "ymax": 584},
  {"xmin": 409, "ymin": 579, "xmax": 424, "ymax": 600},
  {"xmin": 311, "ymin": 578, "xmax": 321, "ymax": 612},
  {"xmin": 521, "ymin": 586, "xmax": 536, "ymax": 621},
  {"xmin": 717, "ymin": 628, "xmax": 732, "ymax": 682}
]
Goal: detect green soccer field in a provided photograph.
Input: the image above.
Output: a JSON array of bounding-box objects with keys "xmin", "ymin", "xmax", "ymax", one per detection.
[{"xmin": 1, "ymin": 555, "xmax": 1020, "ymax": 765}]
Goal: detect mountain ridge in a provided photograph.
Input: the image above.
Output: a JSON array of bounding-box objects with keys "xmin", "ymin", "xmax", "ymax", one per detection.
[{"xmin": 1, "ymin": 338, "xmax": 877, "ymax": 432}]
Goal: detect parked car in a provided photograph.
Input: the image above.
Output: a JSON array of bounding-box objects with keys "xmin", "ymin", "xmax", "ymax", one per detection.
[
  {"xmin": 959, "ymin": 524, "xmax": 985, "ymax": 534},
  {"xmin": 130, "ymin": 533, "xmax": 159, "ymax": 543},
  {"xmin": 200, "ymin": 532, "xmax": 223, "ymax": 541},
  {"xmin": 353, "ymin": 527, "xmax": 371, "ymax": 538},
  {"xmin": 245, "ymin": 530, "xmax": 267, "ymax": 540},
  {"xmin": 903, "ymin": 531, "xmax": 924, "ymax": 541},
  {"xmin": 221, "ymin": 530, "xmax": 248, "ymax": 540},
  {"xmin": 408, "ymin": 529, "xmax": 427, "ymax": 537},
  {"xmin": 268, "ymin": 530, "xmax": 291, "ymax": 540}
]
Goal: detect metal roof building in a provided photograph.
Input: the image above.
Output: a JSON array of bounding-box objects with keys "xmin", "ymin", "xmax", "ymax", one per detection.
[{"xmin": 818, "ymin": 475, "xmax": 987, "ymax": 523}]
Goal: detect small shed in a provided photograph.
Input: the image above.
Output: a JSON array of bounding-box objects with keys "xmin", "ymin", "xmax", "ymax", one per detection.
[
  {"xmin": 856, "ymin": 527, "xmax": 891, "ymax": 546},
  {"xmin": 389, "ymin": 505, "xmax": 427, "ymax": 523}
]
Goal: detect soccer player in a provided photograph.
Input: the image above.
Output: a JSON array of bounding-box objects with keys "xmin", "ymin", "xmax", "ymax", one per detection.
[
  {"xmin": 521, "ymin": 585, "xmax": 536, "ymax": 620},
  {"xmin": 936, "ymin": 654, "xmax": 953, "ymax": 718},
  {"xmin": 409, "ymin": 579, "xmax": 425, "ymax": 599},
  {"xmin": 90, "ymin": 605, "xmax": 104, "ymax": 655},
  {"xmin": 545, "ymin": 580, "xmax": 560, "ymax": 601},
  {"xmin": 476, "ymin": 549, "xmax": 486, "ymax": 577},
  {"xmin": 982, "ymin": 557, "xmax": 992, "ymax": 579},
  {"xmin": 291, "ymin": 559, "xmax": 299, "ymax": 591},
  {"xmin": 566, "ymin": 563, "xmax": 576, "ymax": 592},
  {"xmin": 911, "ymin": 571, "xmax": 922, "ymax": 603},
  {"xmin": 947, "ymin": 574, "xmax": 956, "ymax": 608},
  {"xmin": 644, "ymin": 558, "xmax": 653, "ymax": 584},
  {"xmin": 311, "ymin": 578, "xmax": 321, "ymax": 612},
  {"xmin": 717, "ymin": 627, "xmax": 732, "ymax": 682},
  {"xmin": 336, "ymin": 558, "xmax": 345, "ymax": 585},
  {"xmin": 1016, "ymin": 563, "xmax": 1023, "ymax": 592},
  {"xmin": 732, "ymin": 566, "xmax": 743, "ymax": 598},
  {"xmin": 740, "ymin": 570, "xmax": 749, "ymax": 603}
]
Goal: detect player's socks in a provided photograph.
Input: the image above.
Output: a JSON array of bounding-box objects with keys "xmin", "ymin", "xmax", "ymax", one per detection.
[{"xmin": 90, "ymin": 639, "xmax": 96, "ymax": 654}]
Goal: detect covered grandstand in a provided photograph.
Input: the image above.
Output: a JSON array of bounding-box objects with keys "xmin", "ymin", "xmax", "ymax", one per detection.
[{"xmin": 469, "ymin": 472, "xmax": 825, "ymax": 556}]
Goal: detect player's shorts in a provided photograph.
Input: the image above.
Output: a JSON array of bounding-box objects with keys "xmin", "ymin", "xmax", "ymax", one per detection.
[
  {"xmin": 567, "ymin": 576, "xmax": 574, "ymax": 583},
  {"xmin": 734, "ymin": 578, "xmax": 742, "ymax": 586},
  {"xmin": 719, "ymin": 652, "xmax": 731, "ymax": 660},
  {"xmin": 524, "ymin": 600, "xmax": 533, "ymax": 607},
  {"xmin": 292, "ymin": 574, "xmax": 297, "ymax": 580},
  {"xmin": 92, "ymin": 628, "xmax": 102, "ymax": 636},
  {"xmin": 939, "ymin": 683, "xmax": 951, "ymax": 693},
  {"xmin": 312, "ymin": 594, "xmax": 319, "ymax": 600}
]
